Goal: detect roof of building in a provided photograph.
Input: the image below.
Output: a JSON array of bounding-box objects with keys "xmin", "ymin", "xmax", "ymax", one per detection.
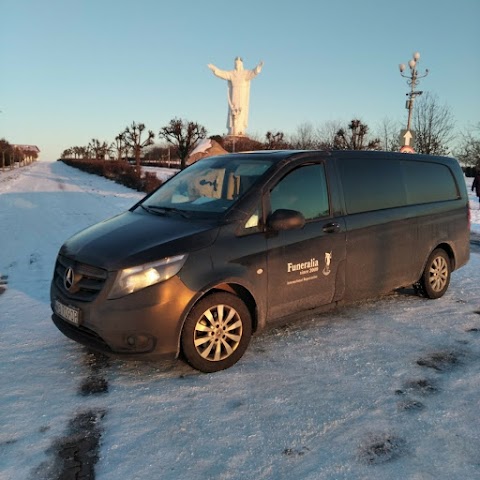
[{"xmin": 12, "ymin": 144, "xmax": 41, "ymax": 153}]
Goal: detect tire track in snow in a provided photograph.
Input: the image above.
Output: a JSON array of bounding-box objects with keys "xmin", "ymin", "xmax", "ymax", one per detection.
[
  {"xmin": 33, "ymin": 409, "xmax": 106, "ymax": 480},
  {"xmin": 34, "ymin": 352, "xmax": 110, "ymax": 479}
]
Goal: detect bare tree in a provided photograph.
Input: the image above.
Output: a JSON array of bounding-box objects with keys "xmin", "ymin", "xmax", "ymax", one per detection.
[
  {"xmin": 12, "ymin": 146, "xmax": 25, "ymax": 168},
  {"xmin": 88, "ymin": 139, "xmax": 110, "ymax": 161},
  {"xmin": 81, "ymin": 146, "xmax": 89, "ymax": 159},
  {"xmin": 0, "ymin": 138, "xmax": 13, "ymax": 170},
  {"xmin": 158, "ymin": 118, "xmax": 207, "ymax": 169},
  {"xmin": 316, "ymin": 120, "xmax": 344, "ymax": 149},
  {"xmin": 456, "ymin": 122, "xmax": 480, "ymax": 167},
  {"xmin": 334, "ymin": 119, "xmax": 381, "ymax": 150},
  {"xmin": 112, "ymin": 132, "xmax": 128, "ymax": 162},
  {"xmin": 289, "ymin": 122, "xmax": 318, "ymax": 149},
  {"xmin": 264, "ymin": 131, "xmax": 289, "ymax": 150},
  {"xmin": 413, "ymin": 93, "xmax": 455, "ymax": 155},
  {"xmin": 123, "ymin": 122, "xmax": 155, "ymax": 171},
  {"xmin": 71, "ymin": 146, "xmax": 81, "ymax": 159},
  {"xmin": 375, "ymin": 117, "xmax": 401, "ymax": 152},
  {"xmin": 60, "ymin": 148, "xmax": 73, "ymax": 159}
]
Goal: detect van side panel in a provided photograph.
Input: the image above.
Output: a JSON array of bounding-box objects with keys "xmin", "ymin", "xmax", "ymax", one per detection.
[
  {"xmin": 414, "ymin": 201, "xmax": 470, "ymax": 272},
  {"xmin": 343, "ymin": 209, "xmax": 419, "ymax": 300},
  {"xmin": 335, "ymin": 152, "xmax": 470, "ymax": 301}
]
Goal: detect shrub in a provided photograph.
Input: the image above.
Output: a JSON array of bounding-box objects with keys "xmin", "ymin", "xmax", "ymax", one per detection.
[
  {"xmin": 60, "ymin": 159, "xmax": 163, "ymax": 192},
  {"xmin": 142, "ymin": 172, "xmax": 163, "ymax": 193}
]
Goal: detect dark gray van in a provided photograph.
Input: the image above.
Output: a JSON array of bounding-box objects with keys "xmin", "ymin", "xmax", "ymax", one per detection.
[{"xmin": 51, "ymin": 150, "xmax": 470, "ymax": 372}]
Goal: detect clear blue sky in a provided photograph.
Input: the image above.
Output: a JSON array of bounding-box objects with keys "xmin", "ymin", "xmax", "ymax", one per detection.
[{"xmin": 1, "ymin": 0, "xmax": 479, "ymax": 160}]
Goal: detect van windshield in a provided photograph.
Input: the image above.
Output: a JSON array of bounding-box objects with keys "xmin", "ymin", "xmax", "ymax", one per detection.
[{"xmin": 140, "ymin": 156, "xmax": 273, "ymax": 217}]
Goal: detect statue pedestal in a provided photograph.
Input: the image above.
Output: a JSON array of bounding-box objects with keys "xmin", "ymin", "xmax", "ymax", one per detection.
[
  {"xmin": 222, "ymin": 135, "xmax": 262, "ymax": 153},
  {"xmin": 225, "ymin": 134, "xmax": 245, "ymax": 143},
  {"xmin": 224, "ymin": 135, "xmax": 246, "ymax": 153}
]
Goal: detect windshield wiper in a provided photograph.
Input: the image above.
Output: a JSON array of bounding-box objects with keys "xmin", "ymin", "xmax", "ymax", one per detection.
[{"xmin": 141, "ymin": 204, "xmax": 191, "ymax": 218}]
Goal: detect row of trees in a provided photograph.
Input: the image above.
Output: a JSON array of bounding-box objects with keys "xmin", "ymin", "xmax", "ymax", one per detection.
[
  {"xmin": 60, "ymin": 117, "xmax": 391, "ymax": 170},
  {"xmin": 280, "ymin": 93, "xmax": 459, "ymax": 156},
  {"xmin": 0, "ymin": 139, "xmax": 39, "ymax": 170},
  {"xmin": 61, "ymin": 119, "xmax": 207, "ymax": 170},
  {"xmin": 59, "ymin": 93, "xmax": 479, "ymax": 169}
]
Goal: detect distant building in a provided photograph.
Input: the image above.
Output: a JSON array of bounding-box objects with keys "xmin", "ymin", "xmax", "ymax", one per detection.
[
  {"xmin": 11, "ymin": 144, "xmax": 40, "ymax": 164},
  {"xmin": 13, "ymin": 145, "xmax": 40, "ymax": 155}
]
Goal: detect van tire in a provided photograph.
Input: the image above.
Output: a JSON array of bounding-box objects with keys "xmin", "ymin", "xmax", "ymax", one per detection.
[
  {"xmin": 417, "ymin": 249, "xmax": 451, "ymax": 299},
  {"xmin": 181, "ymin": 292, "xmax": 252, "ymax": 372}
]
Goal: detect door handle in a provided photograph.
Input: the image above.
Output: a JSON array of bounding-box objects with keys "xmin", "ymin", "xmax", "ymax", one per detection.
[{"xmin": 322, "ymin": 222, "xmax": 341, "ymax": 233}]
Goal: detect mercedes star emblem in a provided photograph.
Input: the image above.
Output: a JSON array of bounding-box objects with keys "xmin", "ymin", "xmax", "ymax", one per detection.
[{"xmin": 64, "ymin": 267, "xmax": 75, "ymax": 291}]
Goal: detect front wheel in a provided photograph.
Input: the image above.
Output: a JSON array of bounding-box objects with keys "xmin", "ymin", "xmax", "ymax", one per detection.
[
  {"xmin": 416, "ymin": 249, "xmax": 451, "ymax": 299},
  {"xmin": 181, "ymin": 292, "xmax": 252, "ymax": 373}
]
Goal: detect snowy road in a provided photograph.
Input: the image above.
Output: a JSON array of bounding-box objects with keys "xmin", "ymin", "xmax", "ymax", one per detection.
[{"xmin": 1, "ymin": 161, "xmax": 480, "ymax": 480}]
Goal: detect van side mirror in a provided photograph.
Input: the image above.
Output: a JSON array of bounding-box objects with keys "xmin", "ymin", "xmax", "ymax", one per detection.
[{"xmin": 267, "ymin": 209, "xmax": 305, "ymax": 231}]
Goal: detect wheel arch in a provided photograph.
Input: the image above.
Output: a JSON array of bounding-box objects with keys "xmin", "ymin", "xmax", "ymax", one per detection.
[
  {"xmin": 415, "ymin": 244, "xmax": 453, "ymax": 299},
  {"xmin": 200, "ymin": 283, "xmax": 259, "ymax": 333},
  {"xmin": 176, "ymin": 281, "xmax": 259, "ymax": 359},
  {"xmin": 417, "ymin": 243, "xmax": 455, "ymax": 281},
  {"xmin": 435, "ymin": 242, "xmax": 455, "ymax": 270},
  {"xmin": 178, "ymin": 286, "xmax": 256, "ymax": 372}
]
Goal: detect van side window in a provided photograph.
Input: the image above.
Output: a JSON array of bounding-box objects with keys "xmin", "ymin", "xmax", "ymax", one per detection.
[
  {"xmin": 339, "ymin": 158, "xmax": 406, "ymax": 214},
  {"xmin": 269, "ymin": 164, "xmax": 329, "ymax": 220},
  {"xmin": 403, "ymin": 161, "xmax": 459, "ymax": 204}
]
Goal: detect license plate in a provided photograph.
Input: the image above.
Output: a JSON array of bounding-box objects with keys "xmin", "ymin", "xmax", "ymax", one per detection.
[{"xmin": 55, "ymin": 300, "xmax": 81, "ymax": 326}]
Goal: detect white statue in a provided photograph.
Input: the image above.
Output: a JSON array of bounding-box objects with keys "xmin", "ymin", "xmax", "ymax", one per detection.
[{"xmin": 208, "ymin": 57, "xmax": 264, "ymax": 136}]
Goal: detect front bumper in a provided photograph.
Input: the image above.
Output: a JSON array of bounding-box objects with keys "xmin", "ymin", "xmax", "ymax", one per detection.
[{"xmin": 50, "ymin": 275, "xmax": 197, "ymax": 359}]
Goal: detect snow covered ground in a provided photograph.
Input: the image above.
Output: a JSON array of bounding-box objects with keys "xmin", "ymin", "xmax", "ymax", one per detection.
[
  {"xmin": 0, "ymin": 161, "xmax": 479, "ymax": 480},
  {"xmin": 142, "ymin": 165, "xmax": 179, "ymax": 182}
]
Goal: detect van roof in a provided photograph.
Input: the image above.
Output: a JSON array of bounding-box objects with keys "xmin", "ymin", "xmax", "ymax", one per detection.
[{"xmin": 212, "ymin": 149, "xmax": 459, "ymax": 168}]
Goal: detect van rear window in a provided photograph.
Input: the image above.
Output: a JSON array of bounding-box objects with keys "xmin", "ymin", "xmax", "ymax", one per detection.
[
  {"xmin": 339, "ymin": 157, "xmax": 459, "ymax": 215},
  {"xmin": 402, "ymin": 161, "xmax": 459, "ymax": 204}
]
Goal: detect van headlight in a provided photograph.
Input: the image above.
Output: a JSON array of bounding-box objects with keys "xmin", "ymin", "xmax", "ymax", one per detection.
[{"xmin": 108, "ymin": 254, "xmax": 187, "ymax": 299}]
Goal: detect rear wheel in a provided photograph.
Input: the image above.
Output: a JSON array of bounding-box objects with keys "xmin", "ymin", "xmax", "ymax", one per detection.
[
  {"xmin": 181, "ymin": 292, "xmax": 252, "ymax": 372},
  {"xmin": 416, "ymin": 249, "xmax": 451, "ymax": 299}
]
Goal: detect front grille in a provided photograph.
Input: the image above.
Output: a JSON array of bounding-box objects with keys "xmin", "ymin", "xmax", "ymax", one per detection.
[{"xmin": 54, "ymin": 255, "xmax": 108, "ymax": 301}]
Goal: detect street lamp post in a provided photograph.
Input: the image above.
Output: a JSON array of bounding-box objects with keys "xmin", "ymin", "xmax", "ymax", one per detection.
[{"xmin": 399, "ymin": 52, "xmax": 429, "ymax": 132}]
